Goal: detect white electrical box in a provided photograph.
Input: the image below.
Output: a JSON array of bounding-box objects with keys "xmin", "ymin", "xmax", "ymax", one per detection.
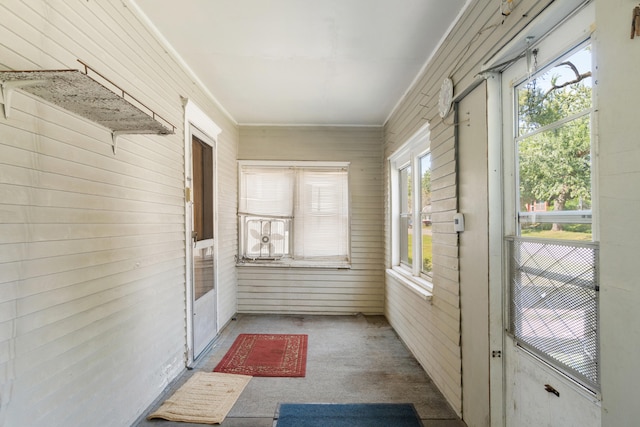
[{"xmin": 453, "ymin": 213, "xmax": 465, "ymax": 232}]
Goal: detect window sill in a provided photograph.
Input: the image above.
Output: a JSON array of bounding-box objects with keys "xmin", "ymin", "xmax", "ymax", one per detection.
[
  {"xmin": 386, "ymin": 267, "xmax": 433, "ymax": 301},
  {"xmin": 237, "ymin": 259, "xmax": 351, "ymax": 269}
]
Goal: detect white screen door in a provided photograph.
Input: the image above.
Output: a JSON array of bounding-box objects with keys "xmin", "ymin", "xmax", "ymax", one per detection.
[
  {"xmin": 499, "ymin": 4, "xmax": 600, "ymax": 426},
  {"xmin": 189, "ymin": 130, "xmax": 217, "ymax": 359}
]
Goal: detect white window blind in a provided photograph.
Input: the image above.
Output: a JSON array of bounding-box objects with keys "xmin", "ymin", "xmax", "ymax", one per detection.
[
  {"xmin": 294, "ymin": 168, "xmax": 349, "ymax": 259},
  {"xmin": 239, "ymin": 167, "xmax": 294, "ymax": 217},
  {"xmin": 238, "ymin": 163, "xmax": 349, "ymax": 263}
]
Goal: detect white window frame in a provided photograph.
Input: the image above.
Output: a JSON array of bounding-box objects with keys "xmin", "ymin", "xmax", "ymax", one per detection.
[
  {"xmin": 498, "ymin": 4, "xmax": 597, "ymax": 241},
  {"xmin": 388, "ymin": 123, "xmax": 433, "ymax": 297},
  {"xmin": 237, "ymin": 160, "xmax": 351, "ymax": 269},
  {"xmin": 512, "ymin": 40, "xmax": 595, "ymax": 238}
]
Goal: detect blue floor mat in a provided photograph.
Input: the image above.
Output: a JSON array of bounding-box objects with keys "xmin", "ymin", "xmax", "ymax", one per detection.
[{"xmin": 274, "ymin": 403, "xmax": 424, "ymax": 427}]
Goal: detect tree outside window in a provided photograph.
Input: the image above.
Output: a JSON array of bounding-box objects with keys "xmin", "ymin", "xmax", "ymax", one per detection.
[
  {"xmin": 516, "ymin": 45, "xmax": 593, "ymax": 240},
  {"xmin": 420, "ymin": 154, "xmax": 432, "ymax": 273}
]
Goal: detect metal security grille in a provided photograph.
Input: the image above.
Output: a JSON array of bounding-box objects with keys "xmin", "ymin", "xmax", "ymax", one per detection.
[{"xmin": 508, "ymin": 237, "xmax": 599, "ymax": 390}]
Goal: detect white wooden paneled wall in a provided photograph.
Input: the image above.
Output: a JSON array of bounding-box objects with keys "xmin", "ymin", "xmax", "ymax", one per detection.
[
  {"xmin": 237, "ymin": 126, "xmax": 385, "ymax": 314},
  {"xmin": 383, "ymin": 0, "xmax": 556, "ymax": 415},
  {"xmin": 0, "ymin": 1, "xmax": 238, "ymax": 426}
]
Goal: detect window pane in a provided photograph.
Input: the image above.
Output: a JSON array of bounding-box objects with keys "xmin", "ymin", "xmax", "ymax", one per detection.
[
  {"xmin": 294, "ymin": 168, "xmax": 349, "ymax": 259},
  {"xmin": 520, "ymin": 212, "xmax": 592, "ymax": 241},
  {"xmin": 516, "ymin": 45, "xmax": 592, "ymax": 241},
  {"xmin": 517, "ymin": 46, "xmax": 592, "ymax": 137},
  {"xmin": 399, "ymin": 166, "xmax": 412, "ymax": 266},
  {"xmin": 239, "ymin": 164, "xmax": 349, "ymax": 262},
  {"xmin": 192, "ymin": 136, "xmax": 214, "ymax": 241},
  {"xmin": 420, "ymin": 154, "xmax": 432, "ymax": 273},
  {"xmin": 518, "ymin": 116, "xmax": 591, "ymax": 239}
]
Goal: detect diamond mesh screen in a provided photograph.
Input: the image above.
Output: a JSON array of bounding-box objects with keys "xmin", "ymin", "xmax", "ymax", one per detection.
[{"xmin": 508, "ymin": 237, "xmax": 599, "ymax": 390}]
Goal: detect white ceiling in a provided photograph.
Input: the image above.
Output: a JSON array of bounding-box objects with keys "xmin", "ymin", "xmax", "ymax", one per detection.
[{"xmin": 133, "ymin": 0, "xmax": 468, "ymax": 126}]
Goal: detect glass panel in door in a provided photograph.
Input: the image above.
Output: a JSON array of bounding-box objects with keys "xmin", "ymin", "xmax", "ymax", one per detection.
[{"xmin": 191, "ymin": 134, "xmax": 216, "ymax": 358}]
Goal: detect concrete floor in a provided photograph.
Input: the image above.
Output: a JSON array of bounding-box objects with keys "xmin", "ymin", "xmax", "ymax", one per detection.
[{"xmin": 135, "ymin": 314, "xmax": 466, "ymax": 427}]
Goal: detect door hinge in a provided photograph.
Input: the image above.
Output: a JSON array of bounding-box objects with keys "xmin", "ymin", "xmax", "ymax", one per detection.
[{"xmin": 492, "ymin": 350, "xmax": 502, "ymax": 358}]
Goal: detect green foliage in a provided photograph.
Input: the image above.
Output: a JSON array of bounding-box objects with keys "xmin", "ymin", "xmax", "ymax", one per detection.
[
  {"xmin": 520, "ymin": 228, "xmax": 592, "ymax": 241},
  {"xmin": 517, "ymin": 76, "xmax": 592, "ymax": 213},
  {"xmin": 407, "ymin": 227, "xmax": 433, "ymax": 273},
  {"xmin": 422, "ymin": 169, "xmax": 431, "ymax": 208},
  {"xmin": 519, "ymin": 81, "xmax": 592, "ymax": 131}
]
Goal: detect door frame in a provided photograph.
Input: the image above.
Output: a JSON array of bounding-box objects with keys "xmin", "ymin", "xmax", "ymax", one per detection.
[
  {"xmin": 458, "ymin": 81, "xmax": 491, "ymax": 427},
  {"xmin": 486, "ymin": 72, "xmax": 505, "ymax": 427},
  {"xmin": 183, "ymin": 99, "xmax": 221, "ymax": 367}
]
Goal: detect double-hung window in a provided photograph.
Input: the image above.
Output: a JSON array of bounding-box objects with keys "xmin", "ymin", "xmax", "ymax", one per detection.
[
  {"xmin": 390, "ymin": 124, "xmax": 432, "ymax": 289},
  {"xmin": 238, "ymin": 161, "xmax": 350, "ymax": 267}
]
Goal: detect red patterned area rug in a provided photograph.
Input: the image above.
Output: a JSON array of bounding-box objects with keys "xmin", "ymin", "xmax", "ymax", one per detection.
[{"xmin": 214, "ymin": 334, "xmax": 308, "ymax": 377}]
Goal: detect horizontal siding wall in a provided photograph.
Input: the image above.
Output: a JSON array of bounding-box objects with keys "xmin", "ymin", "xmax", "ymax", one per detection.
[
  {"xmin": 216, "ymin": 125, "xmax": 240, "ymax": 326},
  {"xmin": 238, "ymin": 126, "xmax": 384, "ymax": 314},
  {"xmin": 383, "ymin": 0, "xmax": 555, "ymax": 415},
  {"xmin": 0, "ymin": 1, "xmax": 238, "ymax": 426}
]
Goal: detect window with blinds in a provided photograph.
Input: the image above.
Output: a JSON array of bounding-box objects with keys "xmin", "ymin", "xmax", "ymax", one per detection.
[{"xmin": 238, "ymin": 162, "xmax": 350, "ymax": 265}]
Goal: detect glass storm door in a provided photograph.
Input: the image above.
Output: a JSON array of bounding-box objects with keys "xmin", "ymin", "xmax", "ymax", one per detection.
[
  {"xmin": 499, "ymin": 5, "xmax": 600, "ymax": 426},
  {"xmin": 190, "ymin": 132, "xmax": 217, "ymax": 359}
]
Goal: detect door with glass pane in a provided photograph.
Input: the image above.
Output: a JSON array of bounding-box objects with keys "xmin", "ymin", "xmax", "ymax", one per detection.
[
  {"xmin": 189, "ymin": 132, "xmax": 217, "ymax": 359},
  {"xmin": 500, "ymin": 5, "xmax": 600, "ymax": 425}
]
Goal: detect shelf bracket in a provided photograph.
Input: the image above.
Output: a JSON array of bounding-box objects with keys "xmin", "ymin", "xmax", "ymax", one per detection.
[
  {"xmin": 1, "ymin": 80, "xmax": 47, "ymax": 119},
  {"xmin": 111, "ymin": 131, "xmax": 126, "ymax": 155}
]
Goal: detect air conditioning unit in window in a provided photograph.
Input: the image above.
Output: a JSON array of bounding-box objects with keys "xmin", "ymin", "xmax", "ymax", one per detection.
[{"xmin": 244, "ymin": 218, "xmax": 289, "ymax": 260}]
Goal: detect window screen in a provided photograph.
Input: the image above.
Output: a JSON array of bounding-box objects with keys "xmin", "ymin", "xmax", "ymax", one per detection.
[{"xmin": 508, "ymin": 237, "xmax": 599, "ymax": 390}]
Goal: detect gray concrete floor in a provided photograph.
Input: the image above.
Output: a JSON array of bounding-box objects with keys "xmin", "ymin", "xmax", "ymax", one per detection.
[{"xmin": 135, "ymin": 314, "xmax": 466, "ymax": 427}]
